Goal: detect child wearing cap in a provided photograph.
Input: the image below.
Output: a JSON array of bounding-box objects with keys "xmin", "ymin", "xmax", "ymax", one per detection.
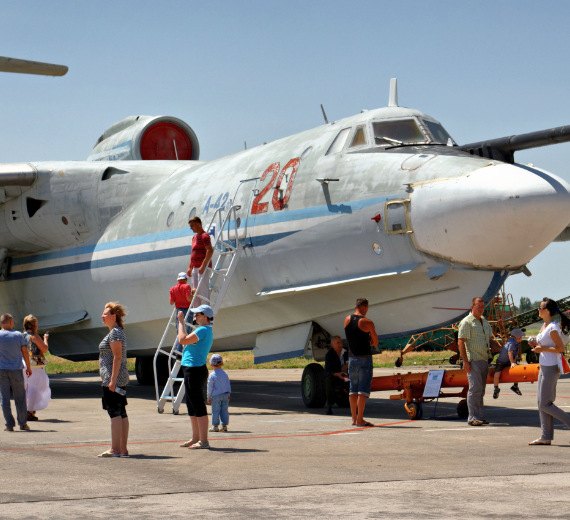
[
  {"xmin": 493, "ymin": 328, "xmax": 524, "ymax": 399},
  {"xmin": 207, "ymin": 354, "xmax": 231, "ymax": 432}
]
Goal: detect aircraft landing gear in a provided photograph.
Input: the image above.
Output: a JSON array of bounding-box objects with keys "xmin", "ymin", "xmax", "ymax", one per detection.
[
  {"xmin": 457, "ymin": 398, "xmax": 468, "ymax": 418},
  {"xmin": 301, "ymin": 363, "xmax": 327, "ymax": 408},
  {"xmin": 449, "ymin": 354, "xmax": 459, "ymax": 365},
  {"xmin": 135, "ymin": 356, "xmax": 169, "ymax": 386}
]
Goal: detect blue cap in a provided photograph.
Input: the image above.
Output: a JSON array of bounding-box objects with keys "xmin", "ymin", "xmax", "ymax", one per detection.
[
  {"xmin": 510, "ymin": 328, "xmax": 524, "ymax": 339},
  {"xmin": 210, "ymin": 354, "xmax": 223, "ymax": 365},
  {"xmin": 190, "ymin": 304, "xmax": 214, "ymax": 319}
]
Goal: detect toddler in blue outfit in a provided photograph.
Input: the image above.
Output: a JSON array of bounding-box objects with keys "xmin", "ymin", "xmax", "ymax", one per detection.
[{"xmin": 207, "ymin": 354, "xmax": 231, "ymax": 432}]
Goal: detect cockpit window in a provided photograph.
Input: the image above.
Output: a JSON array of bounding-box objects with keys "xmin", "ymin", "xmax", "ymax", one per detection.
[
  {"xmin": 423, "ymin": 120, "xmax": 454, "ymax": 144},
  {"xmin": 372, "ymin": 119, "xmax": 425, "ymax": 145},
  {"xmin": 326, "ymin": 128, "xmax": 351, "ymax": 155},
  {"xmin": 348, "ymin": 126, "xmax": 368, "ymax": 148}
]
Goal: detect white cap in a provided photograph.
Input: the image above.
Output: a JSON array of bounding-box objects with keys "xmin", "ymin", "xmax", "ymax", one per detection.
[{"xmin": 177, "ymin": 272, "xmax": 188, "ymax": 280}]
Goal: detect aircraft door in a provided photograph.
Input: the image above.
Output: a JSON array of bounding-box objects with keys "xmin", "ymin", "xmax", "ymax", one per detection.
[
  {"xmin": 384, "ymin": 199, "xmax": 412, "ymax": 234},
  {"xmin": 229, "ymin": 178, "xmax": 258, "ymax": 246}
]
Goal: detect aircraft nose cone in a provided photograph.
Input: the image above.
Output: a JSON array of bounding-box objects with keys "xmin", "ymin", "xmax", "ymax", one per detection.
[{"xmin": 409, "ymin": 163, "xmax": 570, "ymax": 268}]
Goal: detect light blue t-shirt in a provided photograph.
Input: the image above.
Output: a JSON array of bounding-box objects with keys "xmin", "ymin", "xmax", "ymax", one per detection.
[
  {"xmin": 181, "ymin": 325, "xmax": 213, "ymax": 367},
  {"xmin": 0, "ymin": 329, "xmax": 27, "ymax": 370},
  {"xmin": 207, "ymin": 368, "xmax": 231, "ymax": 398}
]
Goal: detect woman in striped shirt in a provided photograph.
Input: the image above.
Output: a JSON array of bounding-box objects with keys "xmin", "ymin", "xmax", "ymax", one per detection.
[{"xmin": 98, "ymin": 302, "xmax": 130, "ymax": 458}]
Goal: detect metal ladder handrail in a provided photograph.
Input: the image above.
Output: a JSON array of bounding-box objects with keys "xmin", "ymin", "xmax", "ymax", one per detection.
[{"xmin": 153, "ymin": 203, "xmax": 241, "ymax": 411}]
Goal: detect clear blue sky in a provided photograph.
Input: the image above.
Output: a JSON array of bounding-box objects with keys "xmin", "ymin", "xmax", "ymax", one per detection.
[{"xmin": 2, "ymin": 1, "xmax": 570, "ymax": 306}]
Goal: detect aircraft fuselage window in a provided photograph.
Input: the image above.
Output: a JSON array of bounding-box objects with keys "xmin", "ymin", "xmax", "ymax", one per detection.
[
  {"xmin": 326, "ymin": 128, "xmax": 351, "ymax": 155},
  {"xmin": 372, "ymin": 119, "xmax": 425, "ymax": 145},
  {"xmin": 423, "ymin": 119, "xmax": 454, "ymax": 144},
  {"xmin": 348, "ymin": 126, "xmax": 368, "ymax": 148}
]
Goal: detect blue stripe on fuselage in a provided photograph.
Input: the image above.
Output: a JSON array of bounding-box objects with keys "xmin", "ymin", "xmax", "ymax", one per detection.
[{"xmin": 12, "ymin": 194, "xmax": 392, "ymax": 269}]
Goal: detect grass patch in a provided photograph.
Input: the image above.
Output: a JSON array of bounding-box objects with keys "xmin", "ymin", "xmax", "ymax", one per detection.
[
  {"xmin": 44, "ymin": 352, "xmax": 135, "ymax": 375},
  {"xmin": 216, "ymin": 349, "xmax": 451, "ymax": 371},
  {"xmin": 42, "ymin": 350, "xmax": 451, "ymax": 375}
]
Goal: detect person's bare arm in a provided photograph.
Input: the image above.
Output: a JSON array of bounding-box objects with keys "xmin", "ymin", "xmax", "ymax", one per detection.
[
  {"xmin": 21, "ymin": 346, "xmax": 32, "ymax": 377},
  {"xmin": 358, "ymin": 318, "xmax": 378, "ymax": 347},
  {"xmin": 108, "ymin": 340, "xmax": 122, "ymax": 392},
  {"xmin": 31, "ymin": 333, "xmax": 48, "ymax": 353},
  {"xmin": 170, "ymin": 299, "xmax": 175, "ymax": 305},
  {"xmin": 186, "ymin": 288, "xmax": 195, "ymax": 302},
  {"xmin": 177, "ymin": 311, "xmax": 199, "ymax": 345},
  {"xmin": 458, "ymin": 338, "xmax": 471, "ymax": 373},
  {"xmin": 508, "ymin": 350, "xmax": 516, "ymax": 367},
  {"xmin": 534, "ymin": 330, "xmax": 566, "ymax": 354},
  {"xmin": 199, "ymin": 242, "xmax": 214, "ymax": 275}
]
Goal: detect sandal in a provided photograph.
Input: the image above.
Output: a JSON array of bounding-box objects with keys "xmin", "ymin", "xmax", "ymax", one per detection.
[
  {"xmin": 355, "ymin": 421, "xmax": 374, "ymax": 427},
  {"xmin": 120, "ymin": 452, "xmax": 130, "ymax": 457},
  {"xmin": 180, "ymin": 440, "xmax": 197, "ymax": 447},
  {"xmin": 468, "ymin": 420, "xmax": 484, "ymax": 426},
  {"xmin": 528, "ymin": 439, "xmax": 551, "ymax": 445},
  {"xmin": 98, "ymin": 450, "xmax": 120, "ymax": 457},
  {"xmin": 188, "ymin": 440, "xmax": 210, "ymax": 449}
]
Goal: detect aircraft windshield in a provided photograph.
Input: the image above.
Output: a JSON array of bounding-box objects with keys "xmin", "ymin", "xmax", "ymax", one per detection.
[
  {"xmin": 372, "ymin": 120, "xmax": 425, "ymax": 145},
  {"xmin": 423, "ymin": 119, "xmax": 454, "ymax": 144}
]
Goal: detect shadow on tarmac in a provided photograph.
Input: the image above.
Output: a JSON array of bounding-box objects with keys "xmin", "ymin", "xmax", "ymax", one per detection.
[{"xmin": 48, "ymin": 375, "xmax": 544, "ymax": 428}]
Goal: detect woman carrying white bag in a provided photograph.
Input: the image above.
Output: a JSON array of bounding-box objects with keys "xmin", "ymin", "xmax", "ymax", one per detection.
[
  {"xmin": 22, "ymin": 315, "xmax": 50, "ymax": 421},
  {"xmin": 528, "ymin": 298, "xmax": 570, "ymax": 446}
]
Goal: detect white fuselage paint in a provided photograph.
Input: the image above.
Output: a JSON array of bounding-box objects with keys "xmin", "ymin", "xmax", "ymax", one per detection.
[{"xmin": 2, "ymin": 106, "xmax": 570, "ymax": 360}]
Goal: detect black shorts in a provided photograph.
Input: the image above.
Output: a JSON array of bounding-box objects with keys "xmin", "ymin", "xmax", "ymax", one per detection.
[
  {"xmin": 495, "ymin": 361, "xmax": 511, "ymax": 373},
  {"xmin": 182, "ymin": 364, "xmax": 208, "ymax": 417},
  {"xmin": 102, "ymin": 386, "xmax": 128, "ymax": 419}
]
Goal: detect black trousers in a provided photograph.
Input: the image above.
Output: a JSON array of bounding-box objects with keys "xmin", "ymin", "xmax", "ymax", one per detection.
[
  {"xmin": 182, "ymin": 364, "xmax": 208, "ymax": 417},
  {"xmin": 325, "ymin": 375, "xmax": 349, "ymax": 407}
]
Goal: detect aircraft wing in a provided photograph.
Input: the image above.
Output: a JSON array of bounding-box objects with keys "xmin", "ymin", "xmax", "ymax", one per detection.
[
  {"xmin": 0, "ymin": 56, "xmax": 68, "ymax": 76},
  {"xmin": 458, "ymin": 125, "xmax": 570, "ymax": 163}
]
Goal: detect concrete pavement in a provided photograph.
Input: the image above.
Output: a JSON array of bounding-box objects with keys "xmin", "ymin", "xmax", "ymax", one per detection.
[{"xmin": 1, "ymin": 367, "xmax": 570, "ymax": 518}]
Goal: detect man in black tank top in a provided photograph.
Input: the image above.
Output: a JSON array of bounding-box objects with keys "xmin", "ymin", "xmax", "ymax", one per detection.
[{"xmin": 344, "ymin": 298, "xmax": 378, "ymax": 427}]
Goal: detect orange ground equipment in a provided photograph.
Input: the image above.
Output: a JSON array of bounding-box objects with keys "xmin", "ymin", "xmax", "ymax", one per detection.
[{"xmin": 370, "ymin": 363, "xmax": 541, "ymax": 420}]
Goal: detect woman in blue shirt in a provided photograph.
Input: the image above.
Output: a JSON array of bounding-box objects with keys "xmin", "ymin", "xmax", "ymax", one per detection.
[{"xmin": 177, "ymin": 304, "xmax": 214, "ymax": 450}]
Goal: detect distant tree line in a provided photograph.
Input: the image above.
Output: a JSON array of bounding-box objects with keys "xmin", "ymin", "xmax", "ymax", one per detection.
[{"xmin": 518, "ymin": 297, "xmax": 542, "ymax": 313}]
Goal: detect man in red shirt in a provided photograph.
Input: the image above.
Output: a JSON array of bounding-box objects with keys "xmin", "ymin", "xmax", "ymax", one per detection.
[
  {"xmin": 170, "ymin": 272, "xmax": 194, "ymax": 353},
  {"xmin": 187, "ymin": 216, "xmax": 214, "ymax": 307}
]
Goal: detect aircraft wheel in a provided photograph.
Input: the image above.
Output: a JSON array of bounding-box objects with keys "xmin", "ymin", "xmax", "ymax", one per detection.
[
  {"xmin": 526, "ymin": 351, "xmax": 540, "ymax": 364},
  {"xmin": 301, "ymin": 363, "xmax": 327, "ymax": 408},
  {"xmin": 157, "ymin": 407, "xmax": 164, "ymax": 414},
  {"xmin": 406, "ymin": 402, "xmax": 423, "ymax": 420},
  {"xmin": 395, "ymin": 357, "xmax": 403, "ymax": 368},
  {"xmin": 449, "ymin": 354, "xmax": 458, "ymax": 365},
  {"xmin": 457, "ymin": 399, "xmax": 469, "ymax": 418},
  {"xmin": 135, "ymin": 357, "xmax": 155, "ymax": 385}
]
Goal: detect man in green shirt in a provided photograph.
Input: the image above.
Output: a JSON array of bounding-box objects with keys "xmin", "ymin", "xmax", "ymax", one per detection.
[{"xmin": 458, "ymin": 297, "xmax": 494, "ymax": 426}]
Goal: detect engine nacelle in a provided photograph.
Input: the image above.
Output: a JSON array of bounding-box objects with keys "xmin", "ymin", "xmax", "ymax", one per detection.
[{"xmin": 87, "ymin": 115, "xmax": 200, "ymax": 162}]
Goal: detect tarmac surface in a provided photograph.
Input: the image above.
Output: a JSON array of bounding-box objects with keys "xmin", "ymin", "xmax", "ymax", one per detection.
[{"xmin": 2, "ymin": 366, "xmax": 570, "ymax": 518}]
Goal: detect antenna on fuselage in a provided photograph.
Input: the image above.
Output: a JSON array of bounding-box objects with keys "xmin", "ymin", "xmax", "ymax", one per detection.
[
  {"xmin": 320, "ymin": 104, "xmax": 329, "ymax": 124},
  {"xmin": 244, "ymin": 141, "xmax": 247, "ymax": 150},
  {"xmin": 388, "ymin": 78, "xmax": 398, "ymax": 107}
]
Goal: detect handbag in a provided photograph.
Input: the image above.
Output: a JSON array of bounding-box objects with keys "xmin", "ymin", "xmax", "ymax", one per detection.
[{"xmin": 559, "ymin": 354, "xmax": 570, "ymax": 375}]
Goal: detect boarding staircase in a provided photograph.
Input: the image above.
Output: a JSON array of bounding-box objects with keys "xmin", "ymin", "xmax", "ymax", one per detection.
[{"xmin": 153, "ymin": 204, "xmax": 242, "ymax": 414}]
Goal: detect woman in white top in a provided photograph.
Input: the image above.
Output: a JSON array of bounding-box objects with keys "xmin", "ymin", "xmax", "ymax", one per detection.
[{"xmin": 528, "ymin": 298, "xmax": 570, "ymax": 445}]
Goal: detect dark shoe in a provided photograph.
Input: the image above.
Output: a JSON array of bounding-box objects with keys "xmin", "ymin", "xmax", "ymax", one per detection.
[
  {"xmin": 4, "ymin": 426, "xmax": 13, "ymax": 432},
  {"xmin": 481, "ymin": 420, "xmax": 489, "ymax": 425},
  {"xmin": 20, "ymin": 424, "xmax": 30, "ymax": 431},
  {"xmin": 511, "ymin": 384, "xmax": 522, "ymax": 396},
  {"xmin": 326, "ymin": 408, "xmax": 333, "ymax": 415},
  {"xmin": 493, "ymin": 387, "xmax": 500, "ymax": 399},
  {"xmin": 27, "ymin": 412, "xmax": 38, "ymax": 421}
]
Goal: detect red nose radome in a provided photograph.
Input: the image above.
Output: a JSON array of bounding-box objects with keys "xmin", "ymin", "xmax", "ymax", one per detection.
[{"xmin": 409, "ymin": 163, "xmax": 570, "ymax": 268}]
